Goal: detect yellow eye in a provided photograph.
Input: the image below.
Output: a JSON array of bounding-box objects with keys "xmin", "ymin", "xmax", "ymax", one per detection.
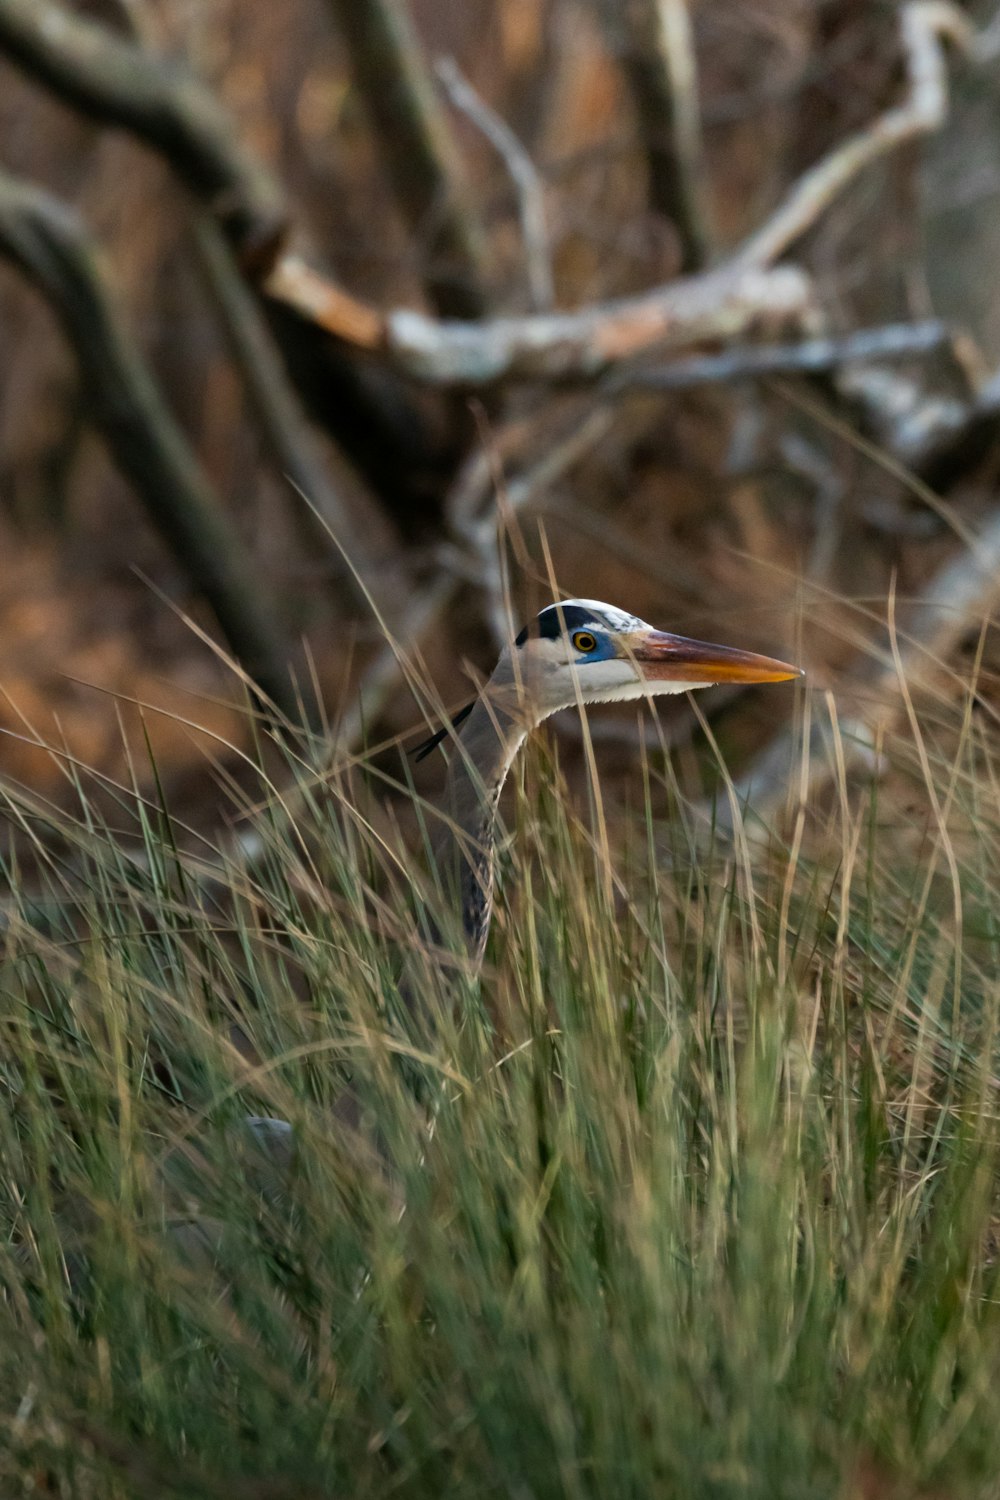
[{"xmin": 572, "ymin": 630, "xmax": 597, "ymax": 654}]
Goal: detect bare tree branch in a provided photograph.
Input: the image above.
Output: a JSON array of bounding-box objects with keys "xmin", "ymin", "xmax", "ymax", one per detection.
[
  {"xmin": 107, "ymin": 0, "xmax": 395, "ymax": 600},
  {"xmin": 0, "ymin": 0, "xmax": 743, "ymax": 387},
  {"xmin": 0, "ymin": 173, "xmax": 304, "ymax": 726},
  {"xmin": 0, "ymin": 0, "xmax": 287, "ymax": 266},
  {"xmin": 266, "ymin": 255, "xmax": 815, "ymax": 385},
  {"xmin": 0, "ymin": 0, "xmax": 448, "ymax": 517},
  {"xmin": 0, "ymin": 0, "xmax": 980, "ymax": 399},
  {"xmin": 840, "ymin": 355, "xmax": 1000, "ymax": 490},
  {"xmin": 265, "ymin": 2, "xmax": 977, "ymax": 388},
  {"xmin": 324, "ymin": 0, "xmax": 489, "ymax": 319}
]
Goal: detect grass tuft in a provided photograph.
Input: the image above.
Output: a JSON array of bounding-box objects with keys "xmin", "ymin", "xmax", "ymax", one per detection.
[{"xmin": 1, "ymin": 686, "xmax": 1000, "ymax": 1498}]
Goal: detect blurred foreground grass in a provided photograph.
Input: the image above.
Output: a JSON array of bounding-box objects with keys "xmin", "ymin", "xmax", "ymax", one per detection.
[{"xmin": 1, "ymin": 682, "xmax": 1000, "ymax": 1499}]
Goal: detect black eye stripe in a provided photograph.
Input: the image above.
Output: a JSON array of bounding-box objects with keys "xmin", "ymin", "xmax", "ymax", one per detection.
[{"xmin": 515, "ymin": 605, "xmax": 603, "ymax": 645}]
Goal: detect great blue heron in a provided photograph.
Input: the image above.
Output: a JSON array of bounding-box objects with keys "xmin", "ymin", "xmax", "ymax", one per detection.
[
  {"xmin": 244, "ymin": 598, "xmax": 800, "ymax": 1153},
  {"xmin": 413, "ymin": 598, "xmax": 802, "ymax": 965}
]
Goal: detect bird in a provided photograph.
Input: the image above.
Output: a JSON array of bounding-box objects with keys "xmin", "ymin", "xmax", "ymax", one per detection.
[
  {"xmin": 160, "ymin": 604, "xmax": 801, "ymax": 1269},
  {"xmin": 412, "ymin": 598, "xmax": 802, "ymax": 967},
  {"xmin": 241, "ymin": 599, "xmax": 800, "ymax": 1158}
]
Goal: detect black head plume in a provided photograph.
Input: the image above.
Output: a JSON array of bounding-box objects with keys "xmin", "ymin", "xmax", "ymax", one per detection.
[{"xmin": 412, "ymin": 700, "xmax": 475, "ymax": 761}]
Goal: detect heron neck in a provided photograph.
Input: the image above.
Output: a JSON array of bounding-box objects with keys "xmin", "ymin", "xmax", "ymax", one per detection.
[{"xmin": 434, "ymin": 694, "xmax": 527, "ymax": 965}]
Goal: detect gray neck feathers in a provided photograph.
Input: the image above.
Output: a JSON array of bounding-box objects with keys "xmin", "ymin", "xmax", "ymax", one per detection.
[{"xmin": 432, "ymin": 690, "xmax": 527, "ymax": 965}]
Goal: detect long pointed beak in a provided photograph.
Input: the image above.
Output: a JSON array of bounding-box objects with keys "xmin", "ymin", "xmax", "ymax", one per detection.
[{"xmin": 626, "ymin": 630, "xmax": 803, "ymax": 685}]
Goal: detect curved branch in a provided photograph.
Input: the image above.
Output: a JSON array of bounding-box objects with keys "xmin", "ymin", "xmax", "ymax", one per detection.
[
  {"xmin": 435, "ymin": 55, "xmax": 552, "ymax": 312},
  {"xmin": 0, "ymin": 172, "xmax": 303, "ymax": 725},
  {"xmin": 0, "ymin": 0, "xmax": 287, "ymax": 264},
  {"xmin": 0, "ymin": 0, "xmax": 449, "ymax": 516}
]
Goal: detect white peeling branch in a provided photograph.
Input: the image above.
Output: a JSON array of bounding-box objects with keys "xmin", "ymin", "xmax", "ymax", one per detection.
[
  {"xmin": 265, "ymin": 255, "xmax": 813, "ymax": 384},
  {"xmin": 266, "ymin": 255, "xmax": 814, "ymax": 385},
  {"xmin": 381, "ymin": 264, "xmax": 814, "ymax": 385}
]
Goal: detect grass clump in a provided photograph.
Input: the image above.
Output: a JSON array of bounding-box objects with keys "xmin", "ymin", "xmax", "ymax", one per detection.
[{"xmin": 0, "ymin": 697, "xmax": 999, "ymax": 1499}]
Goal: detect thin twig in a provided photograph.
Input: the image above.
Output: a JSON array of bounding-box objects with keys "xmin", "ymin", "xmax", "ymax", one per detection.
[{"xmin": 435, "ymin": 55, "xmax": 554, "ymax": 312}]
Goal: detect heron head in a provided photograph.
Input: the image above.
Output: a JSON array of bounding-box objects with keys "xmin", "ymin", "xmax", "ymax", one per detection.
[
  {"xmin": 413, "ymin": 598, "xmax": 801, "ymax": 761},
  {"xmin": 506, "ymin": 598, "xmax": 801, "ymax": 720}
]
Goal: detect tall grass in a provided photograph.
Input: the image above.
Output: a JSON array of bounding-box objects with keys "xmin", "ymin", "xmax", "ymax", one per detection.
[{"xmin": 1, "ymin": 681, "xmax": 1000, "ymax": 1499}]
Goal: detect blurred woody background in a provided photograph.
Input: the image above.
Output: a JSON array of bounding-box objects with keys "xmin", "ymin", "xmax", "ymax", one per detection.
[{"xmin": 0, "ymin": 0, "xmax": 998, "ymax": 829}]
